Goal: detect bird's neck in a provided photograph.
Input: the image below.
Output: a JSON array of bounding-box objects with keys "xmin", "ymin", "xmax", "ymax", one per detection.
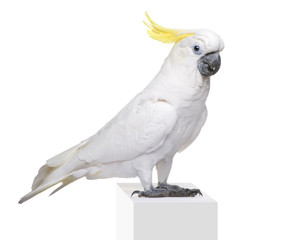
[{"xmin": 145, "ymin": 56, "xmax": 211, "ymax": 106}]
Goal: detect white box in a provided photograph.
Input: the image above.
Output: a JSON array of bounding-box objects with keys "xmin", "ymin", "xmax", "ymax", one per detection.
[{"xmin": 116, "ymin": 183, "xmax": 217, "ymax": 240}]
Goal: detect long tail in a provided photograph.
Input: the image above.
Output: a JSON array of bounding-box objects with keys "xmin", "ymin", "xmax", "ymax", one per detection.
[
  {"xmin": 18, "ymin": 174, "xmax": 79, "ymax": 204},
  {"xmin": 19, "ymin": 139, "xmax": 92, "ymax": 204}
]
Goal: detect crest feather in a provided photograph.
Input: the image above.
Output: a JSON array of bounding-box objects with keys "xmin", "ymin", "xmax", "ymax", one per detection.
[{"xmin": 144, "ymin": 12, "xmax": 194, "ymax": 44}]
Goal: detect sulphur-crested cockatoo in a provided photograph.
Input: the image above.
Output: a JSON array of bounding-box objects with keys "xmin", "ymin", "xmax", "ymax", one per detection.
[{"xmin": 19, "ymin": 13, "xmax": 224, "ymax": 204}]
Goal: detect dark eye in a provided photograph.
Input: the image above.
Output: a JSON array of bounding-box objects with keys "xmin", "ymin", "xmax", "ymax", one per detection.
[{"xmin": 192, "ymin": 43, "xmax": 202, "ymax": 55}]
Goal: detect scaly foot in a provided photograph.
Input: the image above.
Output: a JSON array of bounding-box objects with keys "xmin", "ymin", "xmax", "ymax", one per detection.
[{"xmin": 131, "ymin": 183, "xmax": 202, "ymax": 198}]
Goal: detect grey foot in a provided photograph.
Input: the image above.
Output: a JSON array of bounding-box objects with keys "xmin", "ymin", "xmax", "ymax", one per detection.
[
  {"xmin": 131, "ymin": 184, "xmax": 202, "ymax": 198},
  {"xmin": 131, "ymin": 188, "xmax": 170, "ymax": 198},
  {"xmin": 157, "ymin": 183, "xmax": 202, "ymax": 197}
]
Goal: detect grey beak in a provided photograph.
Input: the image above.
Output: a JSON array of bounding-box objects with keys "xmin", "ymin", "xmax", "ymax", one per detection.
[{"xmin": 197, "ymin": 52, "xmax": 221, "ymax": 77}]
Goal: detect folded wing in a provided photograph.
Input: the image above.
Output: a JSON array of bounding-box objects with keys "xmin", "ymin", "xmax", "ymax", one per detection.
[{"xmin": 78, "ymin": 96, "xmax": 177, "ymax": 164}]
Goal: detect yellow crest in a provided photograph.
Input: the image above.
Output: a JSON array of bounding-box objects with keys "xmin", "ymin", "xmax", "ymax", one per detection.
[{"xmin": 144, "ymin": 12, "xmax": 194, "ymax": 44}]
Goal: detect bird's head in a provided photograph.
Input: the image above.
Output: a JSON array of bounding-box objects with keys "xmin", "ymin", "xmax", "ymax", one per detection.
[{"xmin": 144, "ymin": 12, "xmax": 224, "ymax": 78}]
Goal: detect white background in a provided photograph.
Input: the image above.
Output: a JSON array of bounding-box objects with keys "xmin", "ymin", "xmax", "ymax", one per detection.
[{"xmin": 1, "ymin": 0, "xmax": 300, "ymax": 239}]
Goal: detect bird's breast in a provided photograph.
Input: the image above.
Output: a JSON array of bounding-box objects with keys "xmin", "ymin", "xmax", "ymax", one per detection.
[
  {"xmin": 168, "ymin": 100, "xmax": 208, "ymax": 154},
  {"xmin": 162, "ymin": 79, "xmax": 210, "ymax": 153}
]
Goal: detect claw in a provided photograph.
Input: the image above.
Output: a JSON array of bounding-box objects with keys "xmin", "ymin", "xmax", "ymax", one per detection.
[
  {"xmin": 131, "ymin": 190, "xmax": 143, "ymax": 197},
  {"xmin": 196, "ymin": 189, "xmax": 203, "ymax": 196},
  {"xmin": 189, "ymin": 188, "xmax": 203, "ymax": 196}
]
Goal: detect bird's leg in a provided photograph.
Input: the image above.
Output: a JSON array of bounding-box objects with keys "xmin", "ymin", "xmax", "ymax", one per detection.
[
  {"xmin": 156, "ymin": 158, "xmax": 173, "ymax": 184},
  {"xmin": 132, "ymin": 160, "xmax": 202, "ymax": 198},
  {"xmin": 132, "ymin": 168, "xmax": 170, "ymax": 198},
  {"xmin": 155, "ymin": 158, "xmax": 202, "ymax": 197}
]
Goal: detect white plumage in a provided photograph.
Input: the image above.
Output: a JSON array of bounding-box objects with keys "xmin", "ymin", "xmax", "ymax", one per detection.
[{"xmin": 19, "ymin": 15, "xmax": 224, "ymax": 203}]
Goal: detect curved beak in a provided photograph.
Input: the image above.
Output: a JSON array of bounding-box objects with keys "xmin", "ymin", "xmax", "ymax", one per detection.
[{"xmin": 197, "ymin": 52, "xmax": 221, "ymax": 77}]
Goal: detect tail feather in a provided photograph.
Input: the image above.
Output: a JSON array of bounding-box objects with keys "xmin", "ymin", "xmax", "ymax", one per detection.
[
  {"xmin": 19, "ymin": 179, "xmax": 62, "ymax": 204},
  {"xmin": 19, "ymin": 169, "xmax": 89, "ymax": 204},
  {"xmin": 31, "ymin": 165, "xmax": 55, "ymax": 191},
  {"xmin": 19, "ymin": 137, "xmax": 96, "ymax": 204},
  {"xmin": 49, "ymin": 175, "xmax": 78, "ymax": 196},
  {"xmin": 31, "ymin": 143, "xmax": 83, "ymax": 191}
]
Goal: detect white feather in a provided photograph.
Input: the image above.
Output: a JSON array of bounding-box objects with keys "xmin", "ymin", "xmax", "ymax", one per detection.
[{"xmin": 19, "ymin": 28, "xmax": 224, "ymax": 203}]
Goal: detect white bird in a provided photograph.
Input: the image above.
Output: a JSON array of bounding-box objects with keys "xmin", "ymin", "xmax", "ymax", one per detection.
[{"xmin": 19, "ymin": 12, "xmax": 224, "ymax": 204}]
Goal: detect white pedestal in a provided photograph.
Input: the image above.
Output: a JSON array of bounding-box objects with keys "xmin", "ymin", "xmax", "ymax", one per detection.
[{"xmin": 116, "ymin": 183, "xmax": 217, "ymax": 240}]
